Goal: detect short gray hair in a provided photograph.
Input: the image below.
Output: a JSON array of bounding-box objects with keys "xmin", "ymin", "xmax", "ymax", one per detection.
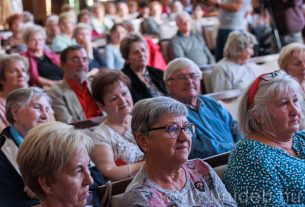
[
  {"xmin": 278, "ymin": 42, "xmax": 305, "ymax": 70},
  {"xmin": 175, "ymin": 11, "xmax": 191, "ymax": 23},
  {"xmin": 23, "ymin": 24, "xmax": 46, "ymax": 43},
  {"xmin": 17, "ymin": 121, "xmax": 93, "ymax": 200},
  {"xmin": 131, "ymin": 96, "xmax": 188, "ymax": 135},
  {"xmin": 45, "ymin": 15, "xmax": 59, "ymax": 26},
  {"xmin": 0, "ymin": 54, "xmax": 29, "ymax": 91},
  {"xmin": 6, "ymin": 87, "xmax": 51, "ymax": 124},
  {"xmin": 164, "ymin": 57, "xmax": 202, "ymax": 81},
  {"xmin": 224, "ymin": 30, "xmax": 257, "ymax": 59},
  {"xmin": 120, "ymin": 32, "xmax": 146, "ymax": 60},
  {"xmin": 239, "ymin": 72, "xmax": 301, "ymax": 135},
  {"xmin": 73, "ymin": 23, "xmax": 92, "ymax": 37}
]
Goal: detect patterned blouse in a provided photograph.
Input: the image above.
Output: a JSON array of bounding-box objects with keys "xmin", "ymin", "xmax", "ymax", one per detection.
[
  {"xmin": 225, "ymin": 131, "xmax": 305, "ymax": 206},
  {"xmin": 92, "ymin": 123, "xmax": 144, "ymax": 166},
  {"xmin": 123, "ymin": 159, "xmax": 237, "ymax": 207}
]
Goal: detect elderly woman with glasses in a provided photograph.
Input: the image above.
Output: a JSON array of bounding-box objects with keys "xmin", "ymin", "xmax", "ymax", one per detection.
[
  {"xmin": 210, "ymin": 30, "xmax": 257, "ymax": 92},
  {"xmin": 225, "ymin": 70, "xmax": 305, "ymax": 206},
  {"xmin": 123, "ymin": 96, "xmax": 237, "ymax": 206}
]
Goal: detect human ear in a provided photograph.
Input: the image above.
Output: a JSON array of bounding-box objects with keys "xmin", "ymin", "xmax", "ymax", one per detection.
[
  {"xmin": 38, "ymin": 177, "xmax": 53, "ymax": 195},
  {"xmin": 135, "ymin": 132, "xmax": 150, "ymax": 153}
]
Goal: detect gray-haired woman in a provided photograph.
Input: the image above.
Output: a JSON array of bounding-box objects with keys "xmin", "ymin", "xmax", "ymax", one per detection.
[
  {"xmin": 225, "ymin": 70, "xmax": 305, "ymax": 206},
  {"xmin": 120, "ymin": 33, "xmax": 167, "ymax": 103},
  {"xmin": 278, "ymin": 42, "xmax": 305, "ymax": 129},
  {"xmin": 123, "ymin": 96, "xmax": 237, "ymax": 206},
  {"xmin": 0, "ymin": 87, "xmax": 52, "ymax": 206},
  {"xmin": 0, "ymin": 54, "xmax": 29, "ymax": 131},
  {"xmin": 211, "ymin": 30, "xmax": 258, "ymax": 92}
]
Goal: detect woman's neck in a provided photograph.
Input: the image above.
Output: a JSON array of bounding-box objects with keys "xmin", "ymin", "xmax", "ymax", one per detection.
[
  {"xmin": 249, "ymin": 131, "xmax": 297, "ymax": 156},
  {"xmin": 143, "ymin": 161, "xmax": 186, "ymax": 191},
  {"xmin": 130, "ymin": 65, "xmax": 145, "ymax": 74},
  {"xmin": 105, "ymin": 115, "xmax": 131, "ymax": 135}
]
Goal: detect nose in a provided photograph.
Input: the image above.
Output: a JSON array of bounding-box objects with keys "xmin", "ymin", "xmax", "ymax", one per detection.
[
  {"xmin": 289, "ymin": 101, "xmax": 300, "ymax": 116},
  {"xmin": 177, "ymin": 129, "xmax": 191, "ymax": 142},
  {"xmin": 40, "ymin": 107, "xmax": 49, "ymax": 120},
  {"xmin": 83, "ymin": 167, "xmax": 94, "ymax": 186}
]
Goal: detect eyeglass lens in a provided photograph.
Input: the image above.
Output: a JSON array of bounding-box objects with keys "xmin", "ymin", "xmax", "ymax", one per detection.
[{"xmin": 168, "ymin": 124, "xmax": 195, "ymax": 138}]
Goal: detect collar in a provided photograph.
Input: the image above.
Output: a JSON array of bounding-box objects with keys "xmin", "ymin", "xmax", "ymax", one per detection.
[
  {"xmin": 66, "ymin": 78, "xmax": 87, "ymax": 89},
  {"xmin": 9, "ymin": 126, "xmax": 23, "ymax": 146}
]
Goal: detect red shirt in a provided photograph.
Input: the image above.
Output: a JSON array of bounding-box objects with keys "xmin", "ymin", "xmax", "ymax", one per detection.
[{"xmin": 66, "ymin": 79, "xmax": 101, "ymax": 119}]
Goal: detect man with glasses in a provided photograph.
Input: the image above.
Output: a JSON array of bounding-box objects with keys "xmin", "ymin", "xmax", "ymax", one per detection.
[
  {"xmin": 48, "ymin": 45, "xmax": 101, "ymax": 123},
  {"xmin": 164, "ymin": 57, "xmax": 243, "ymax": 159}
]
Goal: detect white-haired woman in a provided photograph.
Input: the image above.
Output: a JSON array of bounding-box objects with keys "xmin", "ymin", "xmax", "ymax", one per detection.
[
  {"xmin": 123, "ymin": 96, "xmax": 237, "ymax": 206},
  {"xmin": 211, "ymin": 30, "xmax": 257, "ymax": 92},
  {"xmin": 225, "ymin": 70, "xmax": 305, "ymax": 206},
  {"xmin": 22, "ymin": 24, "xmax": 63, "ymax": 88},
  {"xmin": 0, "ymin": 54, "xmax": 29, "ymax": 131},
  {"xmin": 278, "ymin": 43, "xmax": 305, "ymax": 129},
  {"xmin": 0, "ymin": 87, "xmax": 52, "ymax": 206}
]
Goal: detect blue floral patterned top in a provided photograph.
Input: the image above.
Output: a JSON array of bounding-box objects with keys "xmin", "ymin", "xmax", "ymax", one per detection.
[{"xmin": 225, "ymin": 130, "xmax": 305, "ymax": 207}]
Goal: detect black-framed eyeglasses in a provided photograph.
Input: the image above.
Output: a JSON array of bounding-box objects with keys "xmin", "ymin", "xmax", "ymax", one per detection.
[
  {"xmin": 167, "ymin": 73, "xmax": 201, "ymax": 82},
  {"xmin": 148, "ymin": 123, "xmax": 196, "ymax": 139}
]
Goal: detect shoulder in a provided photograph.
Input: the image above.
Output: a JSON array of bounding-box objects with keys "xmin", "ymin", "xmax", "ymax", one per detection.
[{"xmin": 147, "ymin": 66, "xmax": 164, "ymax": 75}]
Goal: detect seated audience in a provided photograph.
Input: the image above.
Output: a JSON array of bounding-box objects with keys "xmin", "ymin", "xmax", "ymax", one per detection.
[
  {"xmin": 51, "ymin": 12, "xmax": 77, "ymax": 52},
  {"xmin": 127, "ymin": 0, "xmax": 139, "ymax": 19},
  {"xmin": 48, "ymin": 45, "xmax": 101, "ymax": 123},
  {"xmin": 225, "ymin": 70, "xmax": 305, "ymax": 206},
  {"xmin": 169, "ymin": 0, "xmax": 183, "ymax": 20},
  {"xmin": 103, "ymin": 23, "xmax": 127, "ymax": 70},
  {"xmin": 22, "ymin": 25, "xmax": 63, "ymax": 88},
  {"xmin": 5, "ymin": 13, "xmax": 27, "ymax": 53},
  {"xmin": 44, "ymin": 15, "xmax": 60, "ymax": 47},
  {"xmin": 191, "ymin": 3, "xmax": 205, "ymax": 36},
  {"xmin": 115, "ymin": 2, "xmax": 132, "ymax": 23},
  {"xmin": 123, "ymin": 96, "xmax": 237, "ymax": 206},
  {"xmin": 164, "ymin": 57, "xmax": 243, "ymax": 158},
  {"xmin": 170, "ymin": 11, "xmax": 215, "ymax": 66},
  {"xmin": 0, "ymin": 87, "xmax": 51, "ymax": 206},
  {"xmin": 91, "ymin": 2, "xmax": 113, "ymax": 36},
  {"xmin": 91, "ymin": 69, "xmax": 144, "ymax": 180},
  {"xmin": 140, "ymin": 1, "xmax": 167, "ymax": 37},
  {"xmin": 17, "ymin": 122, "xmax": 94, "ymax": 207},
  {"xmin": 73, "ymin": 23, "xmax": 106, "ymax": 71},
  {"xmin": 137, "ymin": 1, "xmax": 150, "ymax": 19},
  {"xmin": 120, "ymin": 33, "xmax": 167, "ymax": 103},
  {"xmin": 0, "ymin": 54, "xmax": 29, "ymax": 132},
  {"xmin": 211, "ymin": 30, "xmax": 257, "ymax": 92},
  {"xmin": 278, "ymin": 43, "xmax": 305, "ymax": 129}
]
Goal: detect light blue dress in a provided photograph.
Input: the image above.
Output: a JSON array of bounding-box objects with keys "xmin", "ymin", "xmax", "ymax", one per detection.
[
  {"xmin": 103, "ymin": 44, "xmax": 125, "ymax": 70},
  {"xmin": 225, "ymin": 131, "xmax": 305, "ymax": 206}
]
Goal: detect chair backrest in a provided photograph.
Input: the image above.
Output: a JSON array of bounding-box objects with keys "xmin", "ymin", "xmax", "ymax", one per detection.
[
  {"xmin": 71, "ymin": 116, "xmax": 106, "ymax": 129},
  {"xmin": 204, "ymin": 88, "xmax": 245, "ymax": 101},
  {"xmin": 200, "ymin": 64, "xmax": 214, "ymax": 94},
  {"xmin": 202, "ymin": 151, "xmax": 230, "ymax": 168},
  {"xmin": 158, "ymin": 38, "xmax": 171, "ymax": 63},
  {"xmin": 97, "ymin": 176, "xmax": 134, "ymax": 207}
]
